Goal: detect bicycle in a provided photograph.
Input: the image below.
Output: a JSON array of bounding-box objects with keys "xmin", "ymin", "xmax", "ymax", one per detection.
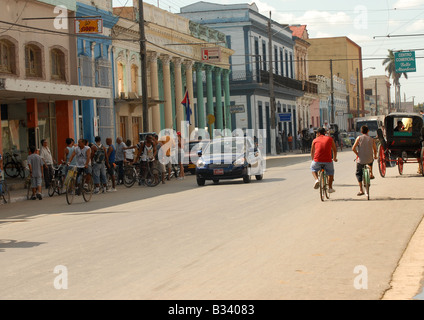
[
  {"xmin": 4, "ymin": 151, "xmax": 27, "ymax": 179},
  {"xmin": 65, "ymin": 165, "xmax": 94, "ymax": 205},
  {"xmin": 48, "ymin": 163, "xmax": 65, "ymax": 197},
  {"xmin": 123, "ymin": 159, "xmax": 160, "ymax": 188},
  {"xmin": 164, "ymin": 163, "xmax": 180, "ymax": 180},
  {"xmin": 0, "ymin": 177, "xmax": 11, "ymax": 204},
  {"xmin": 318, "ymin": 164, "xmax": 330, "ymax": 202}
]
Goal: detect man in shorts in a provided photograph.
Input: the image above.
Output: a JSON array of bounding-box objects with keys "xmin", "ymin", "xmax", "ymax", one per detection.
[
  {"xmin": 310, "ymin": 127, "xmax": 338, "ymax": 193},
  {"xmin": 27, "ymin": 145, "xmax": 44, "ymax": 200},
  {"xmin": 352, "ymin": 125, "xmax": 377, "ymax": 196}
]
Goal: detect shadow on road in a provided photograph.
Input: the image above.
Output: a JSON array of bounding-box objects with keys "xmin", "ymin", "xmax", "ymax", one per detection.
[
  {"xmin": 0, "ymin": 239, "xmax": 45, "ymax": 253},
  {"xmin": 330, "ymin": 196, "xmax": 424, "ymax": 202}
]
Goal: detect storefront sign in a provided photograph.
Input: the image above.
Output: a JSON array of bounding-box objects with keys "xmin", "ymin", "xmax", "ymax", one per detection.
[
  {"xmin": 75, "ymin": 18, "xmax": 103, "ymax": 34},
  {"xmin": 230, "ymin": 105, "xmax": 245, "ymax": 114},
  {"xmin": 201, "ymin": 47, "xmax": 221, "ymax": 62},
  {"xmin": 395, "ymin": 51, "xmax": 416, "ymax": 73}
]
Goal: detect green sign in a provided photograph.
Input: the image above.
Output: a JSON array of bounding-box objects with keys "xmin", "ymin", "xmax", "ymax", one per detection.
[{"xmin": 395, "ymin": 51, "xmax": 416, "ymax": 73}]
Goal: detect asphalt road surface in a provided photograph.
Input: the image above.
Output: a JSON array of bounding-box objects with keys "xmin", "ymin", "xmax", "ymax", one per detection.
[{"xmin": 1, "ymin": 150, "xmax": 423, "ymax": 300}]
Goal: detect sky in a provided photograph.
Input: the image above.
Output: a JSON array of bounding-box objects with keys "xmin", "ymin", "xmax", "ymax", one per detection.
[{"xmin": 113, "ymin": 0, "xmax": 424, "ymax": 105}]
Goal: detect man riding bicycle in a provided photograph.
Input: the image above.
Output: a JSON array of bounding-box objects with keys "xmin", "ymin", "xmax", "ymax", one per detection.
[
  {"xmin": 352, "ymin": 125, "xmax": 377, "ymax": 196},
  {"xmin": 310, "ymin": 127, "xmax": 338, "ymax": 193}
]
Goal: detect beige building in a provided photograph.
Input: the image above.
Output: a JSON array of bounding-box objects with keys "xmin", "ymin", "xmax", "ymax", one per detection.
[
  {"xmin": 308, "ymin": 37, "xmax": 364, "ymax": 130},
  {"xmin": 290, "ymin": 25, "xmax": 318, "ymax": 131},
  {"xmin": 363, "ymin": 75, "xmax": 391, "ymax": 116},
  {"xmin": 113, "ymin": 3, "xmax": 234, "ymax": 141}
]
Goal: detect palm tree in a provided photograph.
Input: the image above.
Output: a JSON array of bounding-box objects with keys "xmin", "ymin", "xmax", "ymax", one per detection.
[{"xmin": 382, "ymin": 49, "xmax": 408, "ymax": 112}]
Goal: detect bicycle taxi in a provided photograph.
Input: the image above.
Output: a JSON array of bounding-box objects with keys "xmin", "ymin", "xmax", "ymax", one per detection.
[{"xmin": 376, "ymin": 112, "xmax": 424, "ymax": 177}]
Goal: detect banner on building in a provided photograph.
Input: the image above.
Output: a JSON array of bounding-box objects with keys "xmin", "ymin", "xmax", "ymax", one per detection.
[{"xmin": 75, "ymin": 18, "xmax": 103, "ymax": 34}]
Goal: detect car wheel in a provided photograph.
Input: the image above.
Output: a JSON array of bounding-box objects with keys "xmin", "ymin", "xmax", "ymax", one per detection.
[
  {"xmin": 243, "ymin": 174, "xmax": 251, "ymax": 183},
  {"xmin": 255, "ymin": 174, "xmax": 263, "ymax": 181},
  {"xmin": 213, "ymin": 179, "xmax": 219, "ymax": 184},
  {"xmin": 196, "ymin": 177, "xmax": 206, "ymax": 186}
]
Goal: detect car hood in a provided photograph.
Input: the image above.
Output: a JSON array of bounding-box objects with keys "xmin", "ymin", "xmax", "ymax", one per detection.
[{"xmin": 201, "ymin": 153, "xmax": 244, "ymax": 164}]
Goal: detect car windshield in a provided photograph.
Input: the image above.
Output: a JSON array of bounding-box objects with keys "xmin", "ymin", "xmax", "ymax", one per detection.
[
  {"xmin": 204, "ymin": 138, "xmax": 250, "ymax": 155},
  {"xmin": 356, "ymin": 121, "xmax": 378, "ymax": 132}
]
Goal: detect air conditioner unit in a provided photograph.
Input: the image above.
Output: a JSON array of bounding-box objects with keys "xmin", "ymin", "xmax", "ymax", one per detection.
[
  {"xmin": 120, "ymin": 92, "xmax": 127, "ymax": 100},
  {"xmin": 128, "ymin": 92, "xmax": 139, "ymax": 99}
]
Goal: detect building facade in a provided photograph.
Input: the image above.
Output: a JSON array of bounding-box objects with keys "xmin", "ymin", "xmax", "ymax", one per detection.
[
  {"xmin": 0, "ymin": 0, "xmax": 110, "ymax": 160},
  {"xmin": 179, "ymin": 2, "xmax": 306, "ymax": 154},
  {"xmin": 363, "ymin": 75, "xmax": 391, "ymax": 116},
  {"xmin": 308, "ymin": 37, "xmax": 364, "ymax": 131},
  {"xmin": 112, "ymin": 3, "xmax": 233, "ymax": 142}
]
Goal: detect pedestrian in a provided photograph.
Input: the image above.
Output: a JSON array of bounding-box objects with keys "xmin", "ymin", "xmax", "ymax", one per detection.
[
  {"xmin": 177, "ymin": 131, "xmax": 185, "ymax": 180},
  {"xmin": 27, "ymin": 145, "xmax": 44, "ymax": 200},
  {"xmin": 138, "ymin": 135, "xmax": 156, "ymax": 183},
  {"xmin": 352, "ymin": 125, "xmax": 377, "ymax": 196},
  {"xmin": 40, "ymin": 139, "xmax": 54, "ymax": 189},
  {"xmin": 91, "ymin": 136, "xmax": 109, "ymax": 194},
  {"xmin": 67, "ymin": 138, "xmax": 92, "ymax": 185},
  {"xmin": 160, "ymin": 130, "xmax": 175, "ymax": 180},
  {"xmin": 153, "ymin": 134, "xmax": 166, "ymax": 184},
  {"xmin": 63, "ymin": 138, "xmax": 76, "ymax": 179},
  {"xmin": 282, "ymin": 130, "xmax": 287, "ymax": 152},
  {"xmin": 106, "ymin": 138, "xmax": 117, "ymax": 192},
  {"xmin": 288, "ymin": 133, "xmax": 293, "ymax": 152},
  {"xmin": 125, "ymin": 139, "xmax": 136, "ymax": 163},
  {"xmin": 115, "ymin": 137, "xmax": 127, "ymax": 185}
]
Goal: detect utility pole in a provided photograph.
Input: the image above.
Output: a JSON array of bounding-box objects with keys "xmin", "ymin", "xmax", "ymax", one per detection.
[
  {"xmin": 139, "ymin": 0, "xmax": 149, "ymax": 133},
  {"xmin": 356, "ymin": 68, "xmax": 360, "ymax": 118},
  {"xmin": 375, "ymin": 78, "xmax": 378, "ymax": 115},
  {"xmin": 330, "ymin": 59, "xmax": 335, "ymax": 124},
  {"xmin": 268, "ymin": 11, "xmax": 277, "ymax": 155}
]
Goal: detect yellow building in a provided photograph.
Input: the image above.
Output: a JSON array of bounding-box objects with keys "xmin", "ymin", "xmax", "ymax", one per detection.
[{"xmin": 308, "ymin": 37, "xmax": 364, "ymax": 130}]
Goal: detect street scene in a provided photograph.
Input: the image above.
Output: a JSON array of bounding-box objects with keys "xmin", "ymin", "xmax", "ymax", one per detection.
[{"xmin": 1, "ymin": 0, "xmax": 424, "ymax": 302}]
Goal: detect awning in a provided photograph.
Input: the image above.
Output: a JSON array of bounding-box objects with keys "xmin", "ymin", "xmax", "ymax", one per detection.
[{"xmin": 0, "ymin": 78, "xmax": 112, "ymax": 103}]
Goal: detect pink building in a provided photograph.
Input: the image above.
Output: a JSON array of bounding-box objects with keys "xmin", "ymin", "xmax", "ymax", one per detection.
[{"xmin": 309, "ymin": 99, "xmax": 321, "ymax": 128}]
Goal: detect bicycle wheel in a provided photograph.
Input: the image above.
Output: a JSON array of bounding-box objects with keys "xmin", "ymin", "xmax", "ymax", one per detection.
[
  {"xmin": 66, "ymin": 178, "xmax": 76, "ymax": 205},
  {"xmin": 82, "ymin": 177, "xmax": 93, "ymax": 202},
  {"xmin": 319, "ymin": 171, "xmax": 325, "ymax": 202},
  {"xmin": 397, "ymin": 157, "xmax": 404, "ymax": 175},
  {"xmin": 123, "ymin": 167, "xmax": 136, "ymax": 188},
  {"xmin": 1, "ymin": 182, "xmax": 11, "ymax": 204},
  {"xmin": 4, "ymin": 162, "xmax": 19, "ymax": 178},
  {"xmin": 363, "ymin": 168, "xmax": 370, "ymax": 201},
  {"xmin": 48, "ymin": 180, "xmax": 56, "ymax": 197},
  {"xmin": 145, "ymin": 168, "xmax": 161, "ymax": 187}
]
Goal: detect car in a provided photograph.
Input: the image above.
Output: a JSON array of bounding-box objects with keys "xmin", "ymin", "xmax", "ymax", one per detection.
[
  {"xmin": 195, "ymin": 136, "xmax": 264, "ymax": 186},
  {"xmin": 183, "ymin": 139, "xmax": 210, "ymax": 174}
]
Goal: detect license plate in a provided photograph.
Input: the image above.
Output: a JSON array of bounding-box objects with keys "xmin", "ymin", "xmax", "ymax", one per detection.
[
  {"xmin": 214, "ymin": 169, "xmax": 224, "ymax": 175},
  {"xmin": 188, "ymin": 164, "xmax": 196, "ymax": 169}
]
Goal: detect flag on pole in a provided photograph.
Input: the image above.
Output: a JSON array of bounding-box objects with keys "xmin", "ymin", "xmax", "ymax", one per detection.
[{"xmin": 181, "ymin": 90, "xmax": 192, "ymax": 125}]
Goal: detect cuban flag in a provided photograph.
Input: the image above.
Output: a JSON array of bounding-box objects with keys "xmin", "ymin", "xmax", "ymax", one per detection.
[{"xmin": 181, "ymin": 90, "xmax": 192, "ymax": 125}]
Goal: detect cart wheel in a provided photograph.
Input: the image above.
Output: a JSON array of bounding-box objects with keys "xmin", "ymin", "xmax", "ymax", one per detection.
[
  {"xmin": 378, "ymin": 145, "xmax": 386, "ymax": 178},
  {"xmin": 398, "ymin": 157, "xmax": 404, "ymax": 175}
]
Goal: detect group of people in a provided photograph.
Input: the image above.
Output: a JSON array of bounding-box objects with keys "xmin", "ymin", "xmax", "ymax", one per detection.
[{"xmin": 310, "ymin": 124, "xmax": 377, "ymax": 196}]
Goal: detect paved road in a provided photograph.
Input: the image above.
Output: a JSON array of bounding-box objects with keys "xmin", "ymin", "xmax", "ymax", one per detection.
[{"xmin": 0, "ymin": 150, "xmax": 423, "ymax": 300}]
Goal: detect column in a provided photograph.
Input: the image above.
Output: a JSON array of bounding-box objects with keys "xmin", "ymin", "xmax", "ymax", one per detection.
[
  {"xmin": 215, "ymin": 68, "xmax": 223, "ymax": 131},
  {"xmin": 205, "ymin": 65, "xmax": 214, "ymax": 138},
  {"xmin": 148, "ymin": 52, "xmax": 160, "ymax": 133},
  {"xmin": 195, "ymin": 63, "xmax": 206, "ymax": 137},
  {"xmin": 184, "ymin": 60, "xmax": 195, "ymax": 134},
  {"xmin": 173, "ymin": 58, "xmax": 183, "ymax": 132},
  {"xmin": 223, "ymin": 69, "xmax": 231, "ymax": 132},
  {"xmin": 160, "ymin": 55, "xmax": 173, "ymax": 130},
  {"xmin": 26, "ymin": 98, "xmax": 39, "ymax": 148},
  {"xmin": 55, "ymin": 100, "xmax": 75, "ymax": 162}
]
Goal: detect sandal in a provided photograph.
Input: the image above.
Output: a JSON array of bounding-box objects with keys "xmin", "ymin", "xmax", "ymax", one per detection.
[
  {"xmin": 357, "ymin": 192, "xmax": 365, "ymax": 196},
  {"xmin": 370, "ymin": 175, "xmax": 375, "ymax": 179}
]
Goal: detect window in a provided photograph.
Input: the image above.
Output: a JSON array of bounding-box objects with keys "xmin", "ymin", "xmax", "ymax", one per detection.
[
  {"xmin": 25, "ymin": 44, "xmax": 42, "ymax": 77},
  {"xmin": 51, "ymin": 49, "xmax": 66, "ymax": 80},
  {"xmin": 0, "ymin": 40, "xmax": 14, "ymax": 74},
  {"xmin": 117, "ymin": 62, "xmax": 124, "ymax": 95},
  {"xmin": 131, "ymin": 64, "xmax": 138, "ymax": 94},
  {"xmin": 96, "ymin": 58, "xmax": 111, "ymax": 88}
]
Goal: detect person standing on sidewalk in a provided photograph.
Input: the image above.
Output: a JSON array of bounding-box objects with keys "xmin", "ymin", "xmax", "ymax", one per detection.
[
  {"xmin": 27, "ymin": 146, "xmax": 44, "ymax": 200},
  {"xmin": 91, "ymin": 136, "xmax": 109, "ymax": 194},
  {"xmin": 106, "ymin": 138, "xmax": 117, "ymax": 192},
  {"xmin": 40, "ymin": 139, "xmax": 54, "ymax": 190},
  {"xmin": 115, "ymin": 137, "xmax": 127, "ymax": 185},
  {"xmin": 352, "ymin": 125, "xmax": 377, "ymax": 196}
]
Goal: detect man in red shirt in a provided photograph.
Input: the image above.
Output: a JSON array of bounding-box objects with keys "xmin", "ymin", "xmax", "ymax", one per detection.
[{"xmin": 310, "ymin": 127, "xmax": 338, "ymax": 193}]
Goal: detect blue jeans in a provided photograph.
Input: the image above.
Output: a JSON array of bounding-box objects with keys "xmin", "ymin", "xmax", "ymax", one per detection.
[
  {"xmin": 116, "ymin": 160, "xmax": 124, "ymax": 183},
  {"xmin": 93, "ymin": 162, "xmax": 107, "ymax": 185}
]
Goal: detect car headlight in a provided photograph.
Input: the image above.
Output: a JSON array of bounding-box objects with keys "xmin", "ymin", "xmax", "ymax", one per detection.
[
  {"xmin": 233, "ymin": 157, "xmax": 245, "ymax": 166},
  {"xmin": 197, "ymin": 159, "xmax": 205, "ymax": 168}
]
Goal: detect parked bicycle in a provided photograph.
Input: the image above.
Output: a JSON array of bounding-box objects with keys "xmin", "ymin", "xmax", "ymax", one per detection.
[
  {"xmin": 123, "ymin": 159, "xmax": 160, "ymax": 188},
  {"xmin": 65, "ymin": 165, "xmax": 94, "ymax": 205},
  {"xmin": 48, "ymin": 163, "xmax": 65, "ymax": 197},
  {"xmin": 4, "ymin": 151, "xmax": 27, "ymax": 179},
  {"xmin": 164, "ymin": 163, "xmax": 181, "ymax": 180}
]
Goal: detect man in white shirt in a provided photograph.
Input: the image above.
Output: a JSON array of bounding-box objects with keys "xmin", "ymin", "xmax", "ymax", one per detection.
[{"xmin": 40, "ymin": 139, "xmax": 54, "ymax": 189}]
